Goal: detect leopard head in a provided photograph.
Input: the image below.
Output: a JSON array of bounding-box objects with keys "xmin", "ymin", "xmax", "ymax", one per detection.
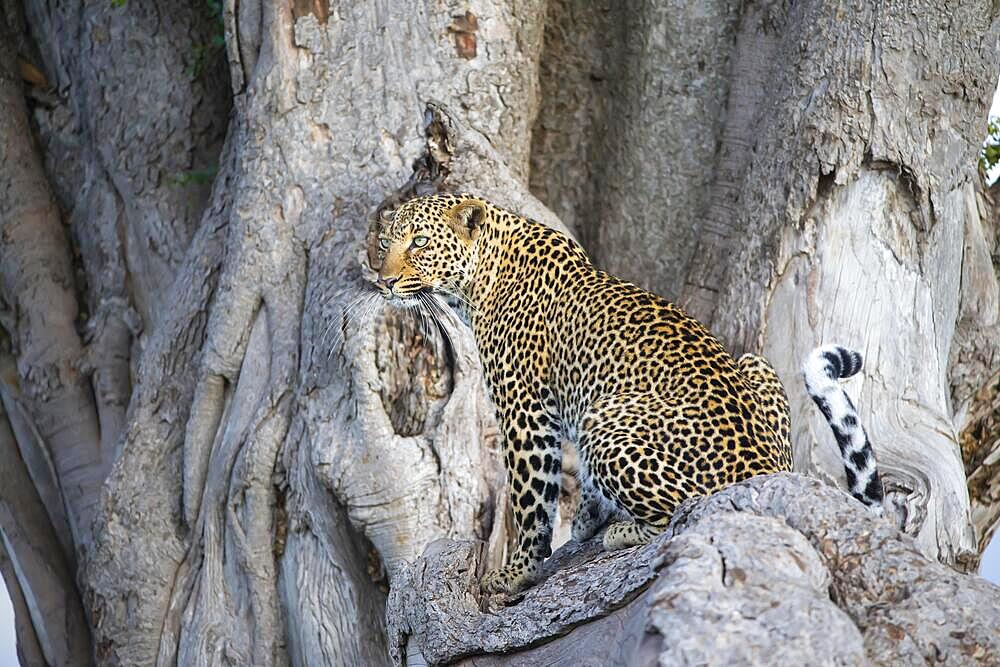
[{"xmin": 369, "ymin": 193, "xmax": 487, "ymax": 304}]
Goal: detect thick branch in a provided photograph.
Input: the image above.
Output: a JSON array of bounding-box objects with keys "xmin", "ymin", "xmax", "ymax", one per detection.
[
  {"xmin": 0, "ymin": 539, "xmax": 45, "ymax": 667},
  {"xmin": 0, "ymin": 20, "xmax": 103, "ymax": 549},
  {"xmin": 392, "ymin": 474, "xmax": 1000, "ymax": 666},
  {"xmin": 0, "ymin": 391, "xmax": 91, "ymax": 665}
]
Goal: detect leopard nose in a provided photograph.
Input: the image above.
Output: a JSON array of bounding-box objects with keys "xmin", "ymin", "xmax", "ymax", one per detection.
[{"xmin": 378, "ymin": 276, "xmax": 399, "ymax": 291}]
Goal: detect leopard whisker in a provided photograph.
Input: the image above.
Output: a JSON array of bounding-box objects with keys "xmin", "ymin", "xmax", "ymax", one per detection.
[
  {"xmin": 436, "ymin": 286, "xmax": 480, "ymax": 319},
  {"xmin": 321, "ymin": 291, "xmax": 382, "ymax": 359},
  {"xmin": 418, "ymin": 291, "xmax": 457, "ymax": 354}
]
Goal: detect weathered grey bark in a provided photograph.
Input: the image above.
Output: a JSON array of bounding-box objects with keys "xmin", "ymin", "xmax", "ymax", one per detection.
[
  {"xmin": 0, "ymin": 540, "xmax": 46, "ymax": 667},
  {"xmin": 0, "ymin": 0, "xmax": 997, "ymax": 664},
  {"xmin": 392, "ymin": 474, "xmax": 1000, "ymax": 666},
  {"xmin": 73, "ymin": 2, "xmax": 555, "ymax": 664},
  {"xmin": 723, "ymin": 0, "xmax": 998, "ymax": 570},
  {"xmin": 0, "ymin": 377, "xmax": 90, "ymax": 666},
  {"xmin": 3, "ymin": 1, "xmax": 232, "ymax": 664},
  {"xmin": 531, "ymin": 0, "xmax": 1000, "ymax": 569},
  {"xmin": 530, "ymin": 0, "xmax": 740, "ymax": 300},
  {"xmin": 0, "ymin": 0, "xmax": 104, "ymax": 554},
  {"xmin": 956, "ymin": 182, "xmax": 1000, "ymax": 559},
  {"xmin": 25, "ymin": 0, "xmax": 231, "ymax": 328}
]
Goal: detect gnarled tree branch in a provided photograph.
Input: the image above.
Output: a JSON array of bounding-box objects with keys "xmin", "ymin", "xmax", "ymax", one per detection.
[
  {"xmin": 391, "ymin": 474, "xmax": 1000, "ymax": 666},
  {"xmin": 0, "ymin": 6, "xmax": 103, "ymax": 549}
]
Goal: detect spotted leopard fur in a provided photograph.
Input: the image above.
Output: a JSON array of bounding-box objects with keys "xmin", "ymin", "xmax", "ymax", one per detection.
[{"xmin": 370, "ymin": 193, "xmax": 878, "ymax": 595}]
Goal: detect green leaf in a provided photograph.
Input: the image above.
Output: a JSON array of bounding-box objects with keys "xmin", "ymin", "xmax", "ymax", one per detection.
[{"xmin": 167, "ymin": 167, "xmax": 219, "ymax": 187}]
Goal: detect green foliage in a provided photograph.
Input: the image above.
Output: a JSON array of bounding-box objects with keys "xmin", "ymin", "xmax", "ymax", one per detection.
[
  {"xmin": 186, "ymin": 41, "xmax": 224, "ymax": 79},
  {"xmin": 113, "ymin": 0, "xmax": 225, "ymax": 78},
  {"xmin": 167, "ymin": 167, "xmax": 218, "ymax": 187},
  {"xmin": 980, "ymin": 117, "xmax": 1000, "ymax": 176},
  {"xmin": 186, "ymin": 0, "xmax": 227, "ymax": 79}
]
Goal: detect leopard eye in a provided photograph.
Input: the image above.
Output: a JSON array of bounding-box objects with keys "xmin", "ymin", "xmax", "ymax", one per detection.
[
  {"xmin": 412, "ymin": 235, "xmax": 430, "ymax": 248},
  {"xmin": 378, "ymin": 237, "xmax": 390, "ymax": 250}
]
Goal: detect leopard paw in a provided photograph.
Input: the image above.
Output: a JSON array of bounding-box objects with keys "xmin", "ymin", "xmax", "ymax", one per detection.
[
  {"xmin": 602, "ymin": 520, "xmax": 659, "ymax": 550},
  {"xmin": 571, "ymin": 505, "xmax": 606, "ymax": 542},
  {"xmin": 572, "ymin": 488, "xmax": 613, "ymax": 542},
  {"xmin": 480, "ymin": 563, "xmax": 535, "ymax": 595}
]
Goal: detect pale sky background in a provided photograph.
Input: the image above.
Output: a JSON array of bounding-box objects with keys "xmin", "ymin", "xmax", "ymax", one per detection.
[
  {"xmin": 0, "ymin": 591, "xmax": 13, "ymax": 667},
  {"xmin": 0, "ymin": 79, "xmax": 998, "ymax": 667}
]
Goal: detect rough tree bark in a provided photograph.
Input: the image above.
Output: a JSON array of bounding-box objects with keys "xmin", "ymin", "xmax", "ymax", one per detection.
[
  {"xmin": 722, "ymin": 0, "xmax": 999, "ymax": 571},
  {"xmin": 0, "ymin": 0, "xmax": 997, "ymax": 666},
  {"xmin": 533, "ymin": 0, "xmax": 1000, "ymax": 569},
  {"xmin": 390, "ymin": 474, "xmax": 1000, "ymax": 665},
  {"xmin": 957, "ymin": 180, "xmax": 1000, "ymax": 557}
]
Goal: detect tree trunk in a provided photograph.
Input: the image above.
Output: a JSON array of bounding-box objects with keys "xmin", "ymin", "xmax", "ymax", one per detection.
[
  {"xmin": 533, "ymin": 0, "xmax": 1000, "ymax": 570},
  {"xmin": 0, "ymin": 0, "xmax": 997, "ymax": 665},
  {"xmin": 706, "ymin": 0, "xmax": 999, "ymax": 570}
]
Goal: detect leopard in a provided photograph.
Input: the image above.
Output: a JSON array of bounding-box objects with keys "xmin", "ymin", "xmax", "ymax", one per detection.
[{"xmin": 368, "ymin": 192, "xmax": 884, "ymax": 595}]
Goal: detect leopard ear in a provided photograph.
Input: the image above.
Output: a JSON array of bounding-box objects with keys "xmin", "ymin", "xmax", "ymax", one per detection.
[{"xmin": 449, "ymin": 198, "xmax": 486, "ymax": 239}]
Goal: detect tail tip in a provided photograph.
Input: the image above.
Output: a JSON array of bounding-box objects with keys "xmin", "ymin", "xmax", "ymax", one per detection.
[
  {"xmin": 836, "ymin": 346, "xmax": 863, "ymax": 379},
  {"xmin": 805, "ymin": 344, "xmax": 864, "ymax": 381}
]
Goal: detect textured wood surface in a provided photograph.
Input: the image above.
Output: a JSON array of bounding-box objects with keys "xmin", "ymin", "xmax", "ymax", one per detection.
[{"xmin": 391, "ymin": 474, "xmax": 1000, "ymax": 666}]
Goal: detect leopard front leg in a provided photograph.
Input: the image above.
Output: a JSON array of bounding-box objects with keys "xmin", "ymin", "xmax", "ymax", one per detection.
[{"xmin": 480, "ymin": 402, "xmax": 562, "ymax": 595}]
